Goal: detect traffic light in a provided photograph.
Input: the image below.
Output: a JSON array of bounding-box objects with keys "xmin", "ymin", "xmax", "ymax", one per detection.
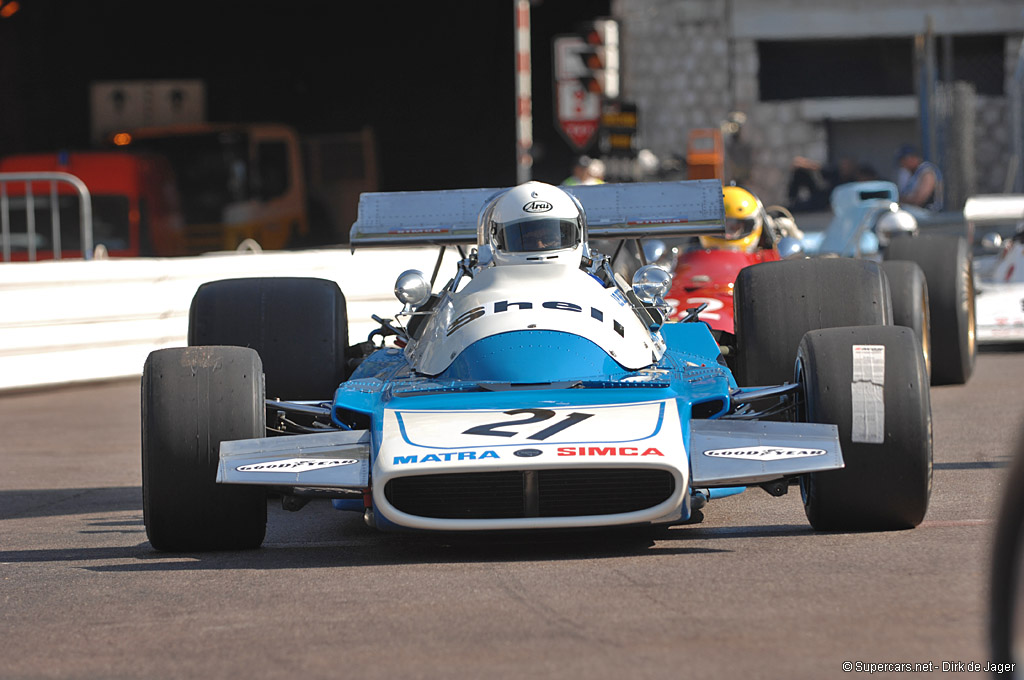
[
  {"xmin": 552, "ymin": 18, "xmax": 622, "ymax": 152},
  {"xmin": 0, "ymin": 0, "xmax": 21, "ymax": 19},
  {"xmin": 579, "ymin": 19, "xmax": 619, "ymax": 99}
]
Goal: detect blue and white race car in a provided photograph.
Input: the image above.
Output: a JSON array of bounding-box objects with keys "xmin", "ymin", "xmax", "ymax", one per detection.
[{"xmin": 141, "ymin": 179, "xmax": 932, "ymax": 551}]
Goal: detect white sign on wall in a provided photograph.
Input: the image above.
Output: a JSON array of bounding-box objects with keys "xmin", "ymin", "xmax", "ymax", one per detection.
[{"xmin": 90, "ymin": 79, "xmax": 206, "ymax": 144}]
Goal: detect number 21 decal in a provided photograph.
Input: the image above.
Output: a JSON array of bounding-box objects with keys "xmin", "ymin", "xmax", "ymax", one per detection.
[{"xmin": 463, "ymin": 409, "xmax": 593, "ymax": 441}]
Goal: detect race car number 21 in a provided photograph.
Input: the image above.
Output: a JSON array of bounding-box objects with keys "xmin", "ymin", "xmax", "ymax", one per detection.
[{"xmin": 463, "ymin": 409, "xmax": 593, "ymax": 440}]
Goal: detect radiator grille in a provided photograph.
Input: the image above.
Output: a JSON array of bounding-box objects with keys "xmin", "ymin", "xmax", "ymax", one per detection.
[{"xmin": 384, "ymin": 468, "xmax": 675, "ymax": 520}]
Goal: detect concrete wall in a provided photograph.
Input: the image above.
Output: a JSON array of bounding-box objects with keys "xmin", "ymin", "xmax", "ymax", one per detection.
[{"xmin": 0, "ymin": 247, "xmax": 461, "ymax": 391}]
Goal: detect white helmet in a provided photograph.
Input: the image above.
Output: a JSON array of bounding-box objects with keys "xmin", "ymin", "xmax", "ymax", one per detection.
[{"xmin": 478, "ymin": 181, "xmax": 586, "ymax": 267}]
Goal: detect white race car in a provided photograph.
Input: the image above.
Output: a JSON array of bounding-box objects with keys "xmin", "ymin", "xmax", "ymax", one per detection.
[{"xmin": 966, "ymin": 195, "xmax": 1024, "ymax": 345}]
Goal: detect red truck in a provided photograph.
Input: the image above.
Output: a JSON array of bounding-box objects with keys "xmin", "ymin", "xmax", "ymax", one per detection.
[{"xmin": 0, "ymin": 150, "xmax": 185, "ymax": 260}]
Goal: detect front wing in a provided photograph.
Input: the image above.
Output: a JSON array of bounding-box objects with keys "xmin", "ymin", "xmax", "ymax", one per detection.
[{"xmin": 218, "ymin": 399, "xmax": 844, "ymax": 531}]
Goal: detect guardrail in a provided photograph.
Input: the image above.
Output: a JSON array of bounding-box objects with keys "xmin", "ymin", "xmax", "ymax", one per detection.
[
  {"xmin": 0, "ymin": 172, "xmax": 93, "ymax": 262},
  {"xmin": 0, "ymin": 246, "xmax": 461, "ymax": 391}
]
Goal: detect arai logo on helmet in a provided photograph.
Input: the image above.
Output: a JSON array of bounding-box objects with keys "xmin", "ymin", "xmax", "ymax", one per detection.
[{"xmin": 523, "ymin": 200, "xmax": 553, "ymax": 213}]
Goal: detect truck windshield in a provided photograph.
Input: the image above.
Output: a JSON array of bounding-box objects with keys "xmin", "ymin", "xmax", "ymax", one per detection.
[{"xmin": 123, "ymin": 132, "xmax": 249, "ymax": 225}]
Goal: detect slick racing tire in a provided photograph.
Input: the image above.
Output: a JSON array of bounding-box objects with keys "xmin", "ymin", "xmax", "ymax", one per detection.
[
  {"xmin": 189, "ymin": 277, "xmax": 349, "ymax": 400},
  {"xmin": 990, "ymin": 424, "xmax": 1024, "ymax": 669},
  {"xmin": 733, "ymin": 258, "xmax": 892, "ymax": 387},
  {"xmin": 885, "ymin": 233, "xmax": 976, "ymax": 385},
  {"xmin": 879, "ymin": 260, "xmax": 931, "ymax": 380},
  {"xmin": 797, "ymin": 326, "xmax": 932, "ymax": 531},
  {"xmin": 142, "ymin": 346, "xmax": 267, "ymax": 551}
]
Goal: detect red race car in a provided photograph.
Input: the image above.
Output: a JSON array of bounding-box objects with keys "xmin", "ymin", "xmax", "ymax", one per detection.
[{"xmin": 667, "ymin": 186, "xmax": 802, "ymax": 334}]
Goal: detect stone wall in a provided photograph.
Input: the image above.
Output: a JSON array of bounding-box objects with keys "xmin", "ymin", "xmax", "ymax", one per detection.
[
  {"xmin": 612, "ymin": 0, "xmax": 1023, "ymax": 207},
  {"xmin": 612, "ymin": 0, "xmax": 732, "ymax": 156}
]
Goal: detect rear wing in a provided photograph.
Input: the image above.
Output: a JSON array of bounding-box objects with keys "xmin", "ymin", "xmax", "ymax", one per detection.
[
  {"xmin": 963, "ymin": 195, "xmax": 1024, "ymax": 226},
  {"xmin": 350, "ymin": 180, "xmax": 725, "ymax": 247}
]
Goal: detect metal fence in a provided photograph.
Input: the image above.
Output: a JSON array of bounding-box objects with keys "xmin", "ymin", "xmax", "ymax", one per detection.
[
  {"xmin": 0, "ymin": 172, "xmax": 93, "ymax": 262},
  {"xmin": 1009, "ymin": 39, "xmax": 1024, "ymax": 193},
  {"xmin": 916, "ymin": 26, "xmax": 1019, "ymax": 208},
  {"xmin": 936, "ymin": 81, "xmax": 977, "ymax": 211}
]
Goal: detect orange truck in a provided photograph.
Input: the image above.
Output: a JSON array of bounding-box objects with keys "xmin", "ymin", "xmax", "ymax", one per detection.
[
  {"xmin": 0, "ymin": 150, "xmax": 185, "ymax": 260},
  {"xmin": 109, "ymin": 123, "xmax": 309, "ymax": 254},
  {"xmin": 2, "ymin": 124, "xmax": 376, "ymax": 260}
]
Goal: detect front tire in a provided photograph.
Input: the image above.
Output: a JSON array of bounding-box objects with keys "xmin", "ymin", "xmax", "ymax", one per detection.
[
  {"xmin": 798, "ymin": 326, "xmax": 932, "ymax": 531},
  {"xmin": 142, "ymin": 346, "xmax": 267, "ymax": 551}
]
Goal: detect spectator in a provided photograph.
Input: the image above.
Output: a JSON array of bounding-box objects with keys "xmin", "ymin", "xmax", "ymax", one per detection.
[
  {"xmin": 856, "ymin": 163, "xmax": 880, "ymax": 181},
  {"xmin": 562, "ymin": 156, "xmax": 605, "ymax": 185},
  {"xmin": 895, "ymin": 144, "xmax": 943, "ymax": 211}
]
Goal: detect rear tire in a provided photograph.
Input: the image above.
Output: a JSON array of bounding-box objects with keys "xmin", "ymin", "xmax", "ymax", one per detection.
[
  {"xmin": 734, "ymin": 258, "xmax": 892, "ymax": 387},
  {"xmin": 798, "ymin": 326, "xmax": 932, "ymax": 531},
  {"xmin": 189, "ymin": 277, "xmax": 349, "ymax": 400},
  {"xmin": 142, "ymin": 346, "xmax": 267, "ymax": 551},
  {"xmin": 879, "ymin": 260, "xmax": 931, "ymax": 379},
  {"xmin": 885, "ymin": 233, "xmax": 975, "ymax": 385}
]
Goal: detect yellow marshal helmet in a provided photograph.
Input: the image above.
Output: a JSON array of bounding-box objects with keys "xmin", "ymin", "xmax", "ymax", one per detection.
[{"xmin": 700, "ymin": 185, "xmax": 764, "ymax": 252}]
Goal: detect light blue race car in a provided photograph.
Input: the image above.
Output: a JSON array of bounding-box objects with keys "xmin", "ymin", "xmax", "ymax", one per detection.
[
  {"xmin": 141, "ymin": 179, "xmax": 932, "ymax": 551},
  {"xmin": 799, "ymin": 181, "xmax": 976, "ymax": 386}
]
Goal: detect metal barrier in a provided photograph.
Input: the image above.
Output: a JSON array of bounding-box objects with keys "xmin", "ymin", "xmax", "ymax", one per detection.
[{"xmin": 0, "ymin": 172, "xmax": 93, "ymax": 262}]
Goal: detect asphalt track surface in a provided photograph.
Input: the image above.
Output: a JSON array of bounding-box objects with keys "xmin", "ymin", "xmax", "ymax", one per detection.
[{"xmin": 2, "ymin": 347, "xmax": 1023, "ymax": 679}]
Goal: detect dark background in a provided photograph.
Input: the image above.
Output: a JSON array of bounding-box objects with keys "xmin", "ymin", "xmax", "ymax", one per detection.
[{"xmin": 0, "ymin": 0, "xmax": 611, "ymax": 191}]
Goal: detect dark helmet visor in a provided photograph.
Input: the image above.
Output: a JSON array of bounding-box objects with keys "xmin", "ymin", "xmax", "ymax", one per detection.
[
  {"xmin": 497, "ymin": 218, "xmax": 579, "ymax": 252},
  {"xmin": 724, "ymin": 216, "xmax": 757, "ymax": 240}
]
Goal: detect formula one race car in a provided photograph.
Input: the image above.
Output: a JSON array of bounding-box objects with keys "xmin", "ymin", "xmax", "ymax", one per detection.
[
  {"xmin": 801, "ymin": 181, "xmax": 976, "ymax": 386},
  {"xmin": 675, "ymin": 181, "xmax": 975, "ymax": 387},
  {"xmin": 141, "ymin": 180, "xmax": 931, "ymax": 551},
  {"xmin": 964, "ymin": 194, "xmax": 1024, "ymax": 345},
  {"xmin": 664, "ymin": 185, "xmax": 803, "ymax": 377}
]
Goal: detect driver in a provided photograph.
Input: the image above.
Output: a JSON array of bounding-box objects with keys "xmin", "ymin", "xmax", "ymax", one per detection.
[
  {"xmin": 481, "ymin": 181, "xmax": 586, "ymax": 267},
  {"xmin": 700, "ymin": 185, "xmax": 765, "ymax": 253},
  {"xmin": 517, "ymin": 220, "xmax": 563, "ymax": 250}
]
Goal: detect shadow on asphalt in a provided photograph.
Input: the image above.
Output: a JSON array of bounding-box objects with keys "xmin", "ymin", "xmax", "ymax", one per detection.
[
  {"xmin": 0, "ymin": 486, "xmax": 139, "ymax": 520},
  {"xmin": 0, "ymin": 530, "xmax": 731, "ymax": 571},
  {"xmin": 933, "ymin": 460, "xmax": 1009, "ymax": 470},
  {"xmin": 3, "ymin": 478, "xmax": 997, "ymax": 574},
  {"xmin": 2, "ymin": 487, "xmax": 905, "ymax": 571},
  {"xmin": 979, "ymin": 343, "xmax": 1024, "ymax": 354}
]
